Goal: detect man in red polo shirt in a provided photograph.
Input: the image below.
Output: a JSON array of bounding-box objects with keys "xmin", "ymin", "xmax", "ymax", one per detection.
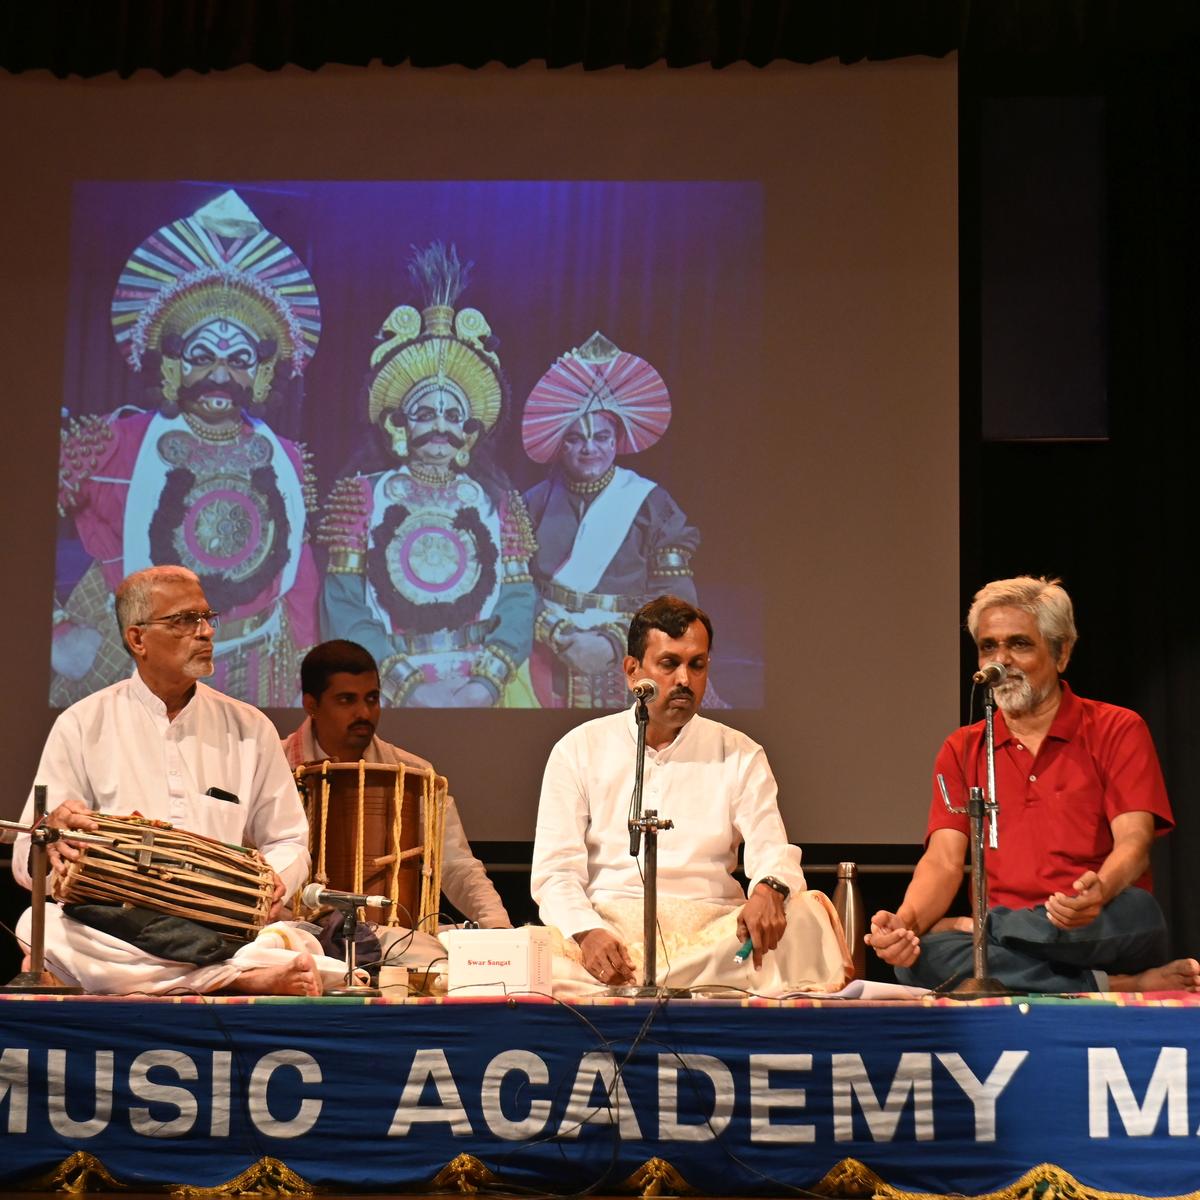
[{"xmin": 868, "ymin": 576, "xmax": 1200, "ymax": 993}]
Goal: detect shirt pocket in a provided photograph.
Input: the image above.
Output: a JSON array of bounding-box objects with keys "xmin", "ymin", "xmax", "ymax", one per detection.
[
  {"xmin": 185, "ymin": 790, "xmax": 249, "ymax": 848},
  {"xmin": 1039, "ymin": 784, "xmax": 1112, "ymax": 875}
]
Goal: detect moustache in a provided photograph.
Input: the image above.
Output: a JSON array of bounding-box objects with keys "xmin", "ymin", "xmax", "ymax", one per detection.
[
  {"xmin": 409, "ymin": 430, "xmax": 466, "ymax": 450},
  {"xmin": 178, "ymin": 379, "xmax": 250, "ymax": 405},
  {"xmin": 668, "ymin": 686, "xmax": 694, "ymax": 701}
]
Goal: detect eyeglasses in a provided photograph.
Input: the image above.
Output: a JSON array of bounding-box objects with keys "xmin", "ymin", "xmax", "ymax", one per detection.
[
  {"xmin": 138, "ymin": 610, "xmax": 220, "ymax": 635},
  {"xmin": 976, "ymin": 636, "xmax": 1039, "ymax": 656}
]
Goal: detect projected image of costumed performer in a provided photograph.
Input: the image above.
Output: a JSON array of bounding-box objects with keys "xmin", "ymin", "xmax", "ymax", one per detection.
[
  {"xmin": 11, "ymin": 565, "xmax": 356, "ymax": 996},
  {"xmin": 281, "ymin": 638, "xmax": 511, "ymax": 929},
  {"xmin": 531, "ymin": 595, "xmax": 852, "ymax": 995},
  {"xmin": 522, "ymin": 332, "xmax": 699, "ymax": 708},
  {"xmin": 52, "ymin": 190, "xmax": 322, "ymax": 707},
  {"xmin": 868, "ymin": 576, "xmax": 1200, "ymax": 994},
  {"xmin": 318, "ymin": 244, "xmax": 537, "ymax": 707}
]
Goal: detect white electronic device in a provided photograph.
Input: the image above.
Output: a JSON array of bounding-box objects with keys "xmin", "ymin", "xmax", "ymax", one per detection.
[{"xmin": 442, "ymin": 926, "xmax": 553, "ymax": 997}]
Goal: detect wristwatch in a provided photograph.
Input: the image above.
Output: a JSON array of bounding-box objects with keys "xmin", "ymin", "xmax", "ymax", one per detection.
[{"xmin": 758, "ymin": 876, "xmax": 790, "ymax": 901}]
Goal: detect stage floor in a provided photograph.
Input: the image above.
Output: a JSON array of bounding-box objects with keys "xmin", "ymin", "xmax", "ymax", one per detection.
[{"xmin": 2, "ymin": 990, "xmax": 1199, "ymax": 1197}]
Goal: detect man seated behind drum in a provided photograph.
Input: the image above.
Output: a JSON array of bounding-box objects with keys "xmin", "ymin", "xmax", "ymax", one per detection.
[
  {"xmin": 282, "ymin": 640, "xmax": 512, "ymax": 928},
  {"xmin": 12, "ymin": 566, "xmax": 324, "ymax": 996}
]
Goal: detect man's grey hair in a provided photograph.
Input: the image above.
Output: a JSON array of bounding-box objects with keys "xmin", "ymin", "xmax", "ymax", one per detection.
[
  {"xmin": 114, "ymin": 566, "xmax": 202, "ymax": 653},
  {"xmin": 966, "ymin": 575, "xmax": 1078, "ymax": 659}
]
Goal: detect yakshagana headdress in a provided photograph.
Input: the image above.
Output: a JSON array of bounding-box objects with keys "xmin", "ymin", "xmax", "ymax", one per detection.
[
  {"xmin": 521, "ymin": 331, "xmax": 671, "ymax": 464},
  {"xmin": 110, "ymin": 189, "xmax": 322, "ymax": 378},
  {"xmin": 368, "ymin": 242, "xmax": 505, "ymax": 432}
]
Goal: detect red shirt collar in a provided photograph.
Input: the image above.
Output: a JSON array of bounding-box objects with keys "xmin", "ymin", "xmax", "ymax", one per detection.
[{"xmin": 992, "ymin": 679, "xmax": 1079, "ymax": 745}]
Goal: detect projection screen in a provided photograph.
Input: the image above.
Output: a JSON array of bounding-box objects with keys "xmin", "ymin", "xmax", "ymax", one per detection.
[{"xmin": 0, "ymin": 59, "xmax": 958, "ymax": 845}]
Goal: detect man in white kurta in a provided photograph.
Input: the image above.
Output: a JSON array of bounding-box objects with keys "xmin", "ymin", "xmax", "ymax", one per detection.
[
  {"xmin": 531, "ymin": 597, "xmax": 851, "ymax": 995},
  {"xmin": 13, "ymin": 566, "xmax": 333, "ymax": 995}
]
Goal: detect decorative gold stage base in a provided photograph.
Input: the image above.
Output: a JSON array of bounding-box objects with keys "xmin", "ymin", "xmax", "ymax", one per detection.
[
  {"xmin": 9, "ymin": 1153, "xmax": 1200, "ymax": 1199},
  {"xmin": 815, "ymin": 1158, "xmax": 1200, "ymax": 1200},
  {"xmin": 14, "ymin": 1151, "xmax": 314, "ymax": 1196},
  {"xmin": 431, "ymin": 1153, "xmax": 499, "ymax": 1192},
  {"xmin": 622, "ymin": 1156, "xmax": 697, "ymax": 1196}
]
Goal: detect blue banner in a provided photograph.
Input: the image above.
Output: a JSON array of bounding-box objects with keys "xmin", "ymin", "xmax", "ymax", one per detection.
[{"xmin": 2, "ymin": 997, "xmax": 1199, "ymax": 1195}]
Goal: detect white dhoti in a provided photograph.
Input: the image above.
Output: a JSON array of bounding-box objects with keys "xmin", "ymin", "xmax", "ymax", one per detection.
[
  {"xmin": 548, "ymin": 891, "xmax": 853, "ymax": 997},
  {"xmin": 18, "ymin": 905, "xmax": 356, "ymax": 996}
]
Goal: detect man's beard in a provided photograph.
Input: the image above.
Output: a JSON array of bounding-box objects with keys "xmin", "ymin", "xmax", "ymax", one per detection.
[
  {"xmin": 183, "ymin": 655, "xmax": 215, "ymax": 680},
  {"xmin": 992, "ymin": 673, "xmax": 1048, "ymax": 717}
]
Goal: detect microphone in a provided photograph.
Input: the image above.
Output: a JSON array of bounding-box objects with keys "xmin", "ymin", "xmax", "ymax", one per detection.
[
  {"xmin": 631, "ymin": 678, "xmax": 658, "ymax": 702},
  {"xmin": 972, "ymin": 662, "xmax": 1008, "ymax": 687},
  {"xmin": 300, "ymin": 882, "xmax": 393, "ymax": 909}
]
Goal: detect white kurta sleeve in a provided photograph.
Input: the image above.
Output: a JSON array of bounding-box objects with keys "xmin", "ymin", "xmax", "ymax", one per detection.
[
  {"xmin": 734, "ymin": 745, "xmax": 807, "ymax": 897},
  {"xmin": 11, "ymin": 709, "xmax": 95, "ymax": 890},
  {"xmin": 242, "ymin": 720, "xmax": 310, "ymax": 895},
  {"xmin": 530, "ymin": 733, "xmax": 606, "ymax": 939},
  {"xmin": 439, "ymin": 795, "xmax": 512, "ymax": 928}
]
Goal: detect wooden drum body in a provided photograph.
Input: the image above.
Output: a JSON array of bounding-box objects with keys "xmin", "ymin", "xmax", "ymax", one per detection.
[
  {"xmin": 51, "ymin": 813, "xmax": 275, "ymax": 941},
  {"xmin": 293, "ymin": 761, "xmax": 447, "ymax": 928}
]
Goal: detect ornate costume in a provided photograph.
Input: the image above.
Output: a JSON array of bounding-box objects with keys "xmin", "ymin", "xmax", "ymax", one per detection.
[
  {"xmin": 53, "ymin": 190, "xmax": 322, "ymax": 706},
  {"xmin": 318, "ymin": 244, "xmax": 536, "ymax": 706},
  {"xmin": 522, "ymin": 332, "xmax": 699, "ymax": 707}
]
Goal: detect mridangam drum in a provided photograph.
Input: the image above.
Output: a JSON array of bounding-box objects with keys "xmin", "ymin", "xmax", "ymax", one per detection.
[
  {"xmin": 293, "ymin": 761, "xmax": 447, "ymax": 928},
  {"xmin": 51, "ymin": 813, "xmax": 275, "ymax": 941}
]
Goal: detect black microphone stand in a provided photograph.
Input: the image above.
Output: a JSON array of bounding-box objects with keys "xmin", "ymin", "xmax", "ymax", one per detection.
[
  {"xmin": 615, "ymin": 694, "xmax": 677, "ymax": 997},
  {"xmin": 937, "ymin": 682, "xmax": 1013, "ymax": 998}
]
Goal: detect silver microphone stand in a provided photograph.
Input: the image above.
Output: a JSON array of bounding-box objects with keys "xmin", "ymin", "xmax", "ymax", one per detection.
[
  {"xmin": 937, "ymin": 682, "xmax": 1013, "ymax": 997},
  {"xmin": 0, "ymin": 785, "xmax": 116, "ymax": 994},
  {"xmin": 325, "ymin": 902, "xmax": 381, "ymax": 998},
  {"xmin": 612, "ymin": 694, "xmax": 682, "ymax": 998}
]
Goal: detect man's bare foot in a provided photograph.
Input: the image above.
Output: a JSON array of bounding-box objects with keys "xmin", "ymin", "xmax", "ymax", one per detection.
[
  {"xmin": 930, "ymin": 916, "xmax": 973, "ymax": 934},
  {"xmin": 1109, "ymin": 958, "xmax": 1200, "ymax": 993},
  {"xmin": 231, "ymin": 952, "xmax": 322, "ymax": 997}
]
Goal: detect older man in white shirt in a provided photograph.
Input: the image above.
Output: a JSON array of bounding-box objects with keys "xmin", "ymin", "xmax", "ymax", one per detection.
[
  {"xmin": 532, "ymin": 596, "xmax": 850, "ymax": 995},
  {"xmin": 13, "ymin": 565, "xmax": 324, "ymax": 996}
]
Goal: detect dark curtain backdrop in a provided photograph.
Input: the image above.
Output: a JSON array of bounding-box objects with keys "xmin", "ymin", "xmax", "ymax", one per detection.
[
  {"xmin": 4, "ymin": 1, "xmax": 1197, "ymax": 77},
  {"xmin": 4, "ymin": 1, "xmax": 1199, "ymax": 956},
  {"xmin": 2, "ymin": 0, "xmax": 962, "ymax": 75},
  {"xmin": 959, "ymin": 40, "xmax": 1199, "ymax": 957}
]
